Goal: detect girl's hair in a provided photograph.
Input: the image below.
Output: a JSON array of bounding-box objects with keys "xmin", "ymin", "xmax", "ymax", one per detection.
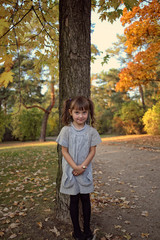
[{"xmin": 62, "ymin": 96, "xmax": 95, "ymax": 126}]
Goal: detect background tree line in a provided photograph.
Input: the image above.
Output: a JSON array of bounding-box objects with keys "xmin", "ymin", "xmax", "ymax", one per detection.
[{"xmin": 1, "ymin": 65, "xmax": 160, "ymax": 142}]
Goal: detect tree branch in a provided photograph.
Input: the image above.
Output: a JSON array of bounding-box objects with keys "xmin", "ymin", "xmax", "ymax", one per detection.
[
  {"xmin": 32, "ymin": 5, "xmax": 55, "ymax": 42},
  {"xmin": 0, "ymin": 6, "xmax": 33, "ymax": 40},
  {"xmin": 38, "ymin": 0, "xmax": 57, "ymax": 31},
  {"xmin": 11, "ymin": 1, "xmax": 22, "ymax": 104},
  {"xmin": 23, "ymin": 103, "xmax": 47, "ymax": 112}
]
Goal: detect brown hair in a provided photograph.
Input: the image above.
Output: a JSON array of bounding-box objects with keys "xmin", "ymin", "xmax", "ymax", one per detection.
[{"xmin": 62, "ymin": 96, "xmax": 95, "ymax": 126}]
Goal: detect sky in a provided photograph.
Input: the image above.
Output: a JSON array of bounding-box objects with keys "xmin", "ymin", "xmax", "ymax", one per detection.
[{"xmin": 91, "ymin": 10, "xmax": 125, "ymax": 74}]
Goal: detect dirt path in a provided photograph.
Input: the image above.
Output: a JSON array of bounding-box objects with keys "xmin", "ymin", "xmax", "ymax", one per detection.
[{"xmin": 91, "ymin": 139, "xmax": 160, "ymax": 240}]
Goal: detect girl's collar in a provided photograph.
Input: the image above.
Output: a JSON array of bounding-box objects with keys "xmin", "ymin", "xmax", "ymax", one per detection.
[{"xmin": 71, "ymin": 122, "xmax": 87, "ymax": 131}]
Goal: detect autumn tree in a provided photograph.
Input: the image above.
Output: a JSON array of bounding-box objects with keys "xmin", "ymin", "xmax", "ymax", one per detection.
[
  {"xmin": 117, "ymin": 0, "xmax": 160, "ymax": 106},
  {"xmin": 0, "ymin": 0, "xmax": 59, "ymax": 141}
]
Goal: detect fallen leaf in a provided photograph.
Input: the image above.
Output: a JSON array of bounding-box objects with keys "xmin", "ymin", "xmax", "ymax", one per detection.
[
  {"xmin": 0, "ymin": 231, "xmax": 4, "ymax": 237},
  {"xmin": 45, "ymin": 217, "xmax": 50, "ymax": 222},
  {"xmin": 3, "ymin": 207, "xmax": 9, "ymax": 212},
  {"xmin": 44, "ymin": 208, "xmax": 51, "ymax": 212},
  {"xmin": 105, "ymin": 233, "xmax": 113, "ymax": 240},
  {"xmin": 141, "ymin": 211, "xmax": 149, "ymax": 217},
  {"xmin": 93, "ymin": 228, "xmax": 99, "ymax": 234},
  {"xmin": 37, "ymin": 222, "xmax": 43, "ymax": 229},
  {"xmin": 9, "ymin": 223, "xmax": 20, "ymax": 229},
  {"xmin": 9, "ymin": 234, "xmax": 17, "ymax": 239},
  {"xmin": 123, "ymin": 234, "xmax": 131, "ymax": 240},
  {"xmin": 124, "ymin": 221, "xmax": 131, "ymax": 224},
  {"xmin": 18, "ymin": 212, "xmax": 27, "ymax": 216},
  {"xmin": 114, "ymin": 225, "xmax": 122, "ymax": 229},
  {"xmin": 141, "ymin": 233, "xmax": 149, "ymax": 238},
  {"xmin": 49, "ymin": 226, "xmax": 60, "ymax": 236}
]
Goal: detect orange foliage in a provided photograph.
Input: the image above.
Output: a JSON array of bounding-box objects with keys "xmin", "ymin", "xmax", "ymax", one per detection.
[{"xmin": 117, "ymin": 0, "xmax": 160, "ymax": 91}]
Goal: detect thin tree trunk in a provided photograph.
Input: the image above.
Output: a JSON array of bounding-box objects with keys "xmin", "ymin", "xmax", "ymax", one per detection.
[
  {"xmin": 56, "ymin": 0, "xmax": 91, "ymax": 222},
  {"xmin": 39, "ymin": 82, "xmax": 55, "ymax": 142},
  {"xmin": 23, "ymin": 81, "xmax": 55, "ymax": 142},
  {"xmin": 39, "ymin": 111, "xmax": 50, "ymax": 142},
  {"xmin": 139, "ymin": 85, "xmax": 145, "ymax": 110}
]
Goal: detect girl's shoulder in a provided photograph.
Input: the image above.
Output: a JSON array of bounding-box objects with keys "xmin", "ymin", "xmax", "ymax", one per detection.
[
  {"xmin": 86, "ymin": 124, "xmax": 98, "ymax": 132},
  {"xmin": 56, "ymin": 125, "xmax": 71, "ymax": 147},
  {"xmin": 61, "ymin": 125, "xmax": 70, "ymax": 130},
  {"xmin": 86, "ymin": 125, "xmax": 102, "ymax": 146},
  {"xmin": 59, "ymin": 125, "xmax": 71, "ymax": 135},
  {"xmin": 86, "ymin": 124, "xmax": 101, "ymax": 137}
]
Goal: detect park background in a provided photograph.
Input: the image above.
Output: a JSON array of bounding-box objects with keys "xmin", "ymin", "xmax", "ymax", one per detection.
[{"xmin": 0, "ymin": 0, "xmax": 160, "ymax": 142}]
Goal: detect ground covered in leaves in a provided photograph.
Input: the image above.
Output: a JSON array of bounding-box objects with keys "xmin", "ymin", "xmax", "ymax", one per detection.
[{"xmin": 0, "ymin": 135, "xmax": 160, "ymax": 240}]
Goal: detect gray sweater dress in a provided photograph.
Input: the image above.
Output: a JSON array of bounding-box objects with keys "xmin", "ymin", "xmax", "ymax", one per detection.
[{"xmin": 56, "ymin": 123, "xmax": 102, "ymax": 195}]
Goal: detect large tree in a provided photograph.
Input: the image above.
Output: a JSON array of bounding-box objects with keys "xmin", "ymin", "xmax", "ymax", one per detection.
[
  {"xmin": 56, "ymin": 0, "xmax": 91, "ymax": 221},
  {"xmin": 57, "ymin": 0, "xmax": 139, "ymax": 221}
]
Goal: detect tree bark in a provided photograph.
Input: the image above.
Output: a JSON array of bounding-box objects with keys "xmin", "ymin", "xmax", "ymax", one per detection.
[{"xmin": 56, "ymin": 0, "xmax": 91, "ymax": 222}]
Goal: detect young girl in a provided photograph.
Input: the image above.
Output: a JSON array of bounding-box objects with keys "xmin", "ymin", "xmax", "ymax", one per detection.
[{"xmin": 56, "ymin": 96, "xmax": 101, "ymax": 240}]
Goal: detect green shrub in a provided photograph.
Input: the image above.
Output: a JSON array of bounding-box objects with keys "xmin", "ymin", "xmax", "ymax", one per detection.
[
  {"xmin": 95, "ymin": 109, "xmax": 113, "ymax": 135},
  {"xmin": 11, "ymin": 108, "xmax": 43, "ymax": 141},
  {"xmin": 0, "ymin": 111, "xmax": 9, "ymax": 142},
  {"xmin": 143, "ymin": 101, "xmax": 160, "ymax": 135},
  {"xmin": 47, "ymin": 109, "xmax": 59, "ymax": 136}
]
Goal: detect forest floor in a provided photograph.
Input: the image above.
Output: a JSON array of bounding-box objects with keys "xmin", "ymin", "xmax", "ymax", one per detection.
[{"xmin": 0, "ymin": 135, "xmax": 160, "ymax": 240}]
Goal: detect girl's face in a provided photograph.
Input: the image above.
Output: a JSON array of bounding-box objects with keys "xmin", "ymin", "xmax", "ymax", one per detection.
[{"xmin": 69, "ymin": 108, "xmax": 88, "ymax": 128}]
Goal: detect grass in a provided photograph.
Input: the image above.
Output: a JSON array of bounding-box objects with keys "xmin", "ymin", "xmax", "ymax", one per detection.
[
  {"xmin": 0, "ymin": 135, "xmax": 160, "ymax": 239},
  {"xmin": 0, "ymin": 143, "xmax": 58, "ymax": 239}
]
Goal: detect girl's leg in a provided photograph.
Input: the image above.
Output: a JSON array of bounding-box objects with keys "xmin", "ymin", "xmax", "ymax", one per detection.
[
  {"xmin": 70, "ymin": 194, "xmax": 82, "ymax": 237},
  {"xmin": 80, "ymin": 193, "xmax": 92, "ymax": 237}
]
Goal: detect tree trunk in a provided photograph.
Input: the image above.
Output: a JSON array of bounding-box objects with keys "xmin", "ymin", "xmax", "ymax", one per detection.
[
  {"xmin": 39, "ymin": 82, "xmax": 55, "ymax": 142},
  {"xmin": 56, "ymin": 0, "xmax": 91, "ymax": 222},
  {"xmin": 39, "ymin": 111, "xmax": 50, "ymax": 142},
  {"xmin": 139, "ymin": 85, "xmax": 145, "ymax": 110}
]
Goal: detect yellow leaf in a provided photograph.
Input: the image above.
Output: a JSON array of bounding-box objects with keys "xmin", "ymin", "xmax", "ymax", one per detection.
[
  {"xmin": 0, "ymin": 231, "xmax": 4, "ymax": 237},
  {"xmin": 37, "ymin": 222, "xmax": 43, "ymax": 229},
  {"xmin": 4, "ymin": 54, "xmax": 14, "ymax": 71},
  {"xmin": 0, "ymin": 71, "xmax": 14, "ymax": 88},
  {"xmin": 124, "ymin": 234, "xmax": 132, "ymax": 240},
  {"xmin": 114, "ymin": 225, "xmax": 122, "ymax": 229},
  {"xmin": 141, "ymin": 233, "xmax": 149, "ymax": 238},
  {"xmin": 0, "ymin": 19, "xmax": 9, "ymax": 35}
]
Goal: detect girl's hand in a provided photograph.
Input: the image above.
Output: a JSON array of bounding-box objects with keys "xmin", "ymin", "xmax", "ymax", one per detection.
[{"xmin": 73, "ymin": 165, "xmax": 85, "ymax": 176}]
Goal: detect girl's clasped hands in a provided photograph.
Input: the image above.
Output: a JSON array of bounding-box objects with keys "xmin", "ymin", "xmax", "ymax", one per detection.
[{"xmin": 72, "ymin": 165, "xmax": 85, "ymax": 176}]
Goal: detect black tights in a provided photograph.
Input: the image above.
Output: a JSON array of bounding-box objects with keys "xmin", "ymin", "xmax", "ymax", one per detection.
[{"xmin": 70, "ymin": 193, "xmax": 91, "ymax": 236}]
